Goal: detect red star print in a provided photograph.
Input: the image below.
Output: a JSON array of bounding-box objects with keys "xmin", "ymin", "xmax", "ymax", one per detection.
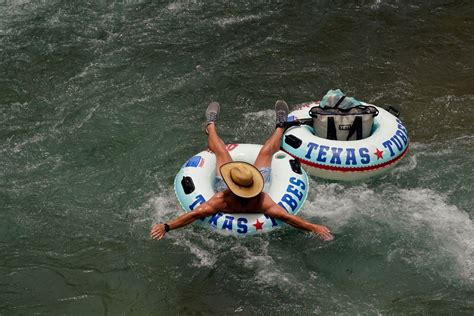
[
  {"xmin": 374, "ymin": 148, "xmax": 384, "ymax": 160},
  {"xmin": 253, "ymin": 219, "xmax": 264, "ymax": 230}
]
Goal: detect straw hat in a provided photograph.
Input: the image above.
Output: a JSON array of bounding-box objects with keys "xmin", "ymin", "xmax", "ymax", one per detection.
[{"xmin": 220, "ymin": 162, "xmax": 264, "ymax": 198}]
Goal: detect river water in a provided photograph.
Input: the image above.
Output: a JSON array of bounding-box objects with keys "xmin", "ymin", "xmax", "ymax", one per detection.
[{"xmin": 1, "ymin": 0, "xmax": 473, "ymax": 314}]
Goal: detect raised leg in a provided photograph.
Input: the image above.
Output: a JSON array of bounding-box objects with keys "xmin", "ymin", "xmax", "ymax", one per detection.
[
  {"xmin": 207, "ymin": 124, "xmax": 232, "ymax": 176},
  {"xmin": 254, "ymin": 127, "xmax": 284, "ymax": 169},
  {"xmin": 204, "ymin": 102, "xmax": 232, "ymax": 176},
  {"xmin": 254, "ymin": 100, "xmax": 289, "ymax": 169}
]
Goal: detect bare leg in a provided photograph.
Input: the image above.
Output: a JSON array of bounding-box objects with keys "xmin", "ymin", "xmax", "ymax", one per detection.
[
  {"xmin": 207, "ymin": 124, "xmax": 232, "ymax": 176},
  {"xmin": 254, "ymin": 100, "xmax": 288, "ymax": 169},
  {"xmin": 254, "ymin": 127, "xmax": 284, "ymax": 169}
]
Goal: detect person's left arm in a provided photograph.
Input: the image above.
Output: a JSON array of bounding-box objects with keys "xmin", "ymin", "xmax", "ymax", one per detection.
[{"xmin": 261, "ymin": 193, "xmax": 334, "ymax": 241}]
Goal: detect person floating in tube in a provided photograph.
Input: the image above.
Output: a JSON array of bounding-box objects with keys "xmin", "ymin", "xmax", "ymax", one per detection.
[{"xmin": 150, "ymin": 101, "xmax": 334, "ymax": 241}]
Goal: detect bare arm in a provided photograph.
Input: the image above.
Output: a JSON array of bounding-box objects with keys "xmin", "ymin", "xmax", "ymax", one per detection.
[
  {"xmin": 150, "ymin": 193, "xmax": 224, "ymax": 240},
  {"xmin": 262, "ymin": 194, "xmax": 334, "ymax": 241}
]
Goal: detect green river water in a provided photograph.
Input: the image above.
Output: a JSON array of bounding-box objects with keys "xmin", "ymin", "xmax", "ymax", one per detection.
[{"xmin": 1, "ymin": 0, "xmax": 473, "ymax": 314}]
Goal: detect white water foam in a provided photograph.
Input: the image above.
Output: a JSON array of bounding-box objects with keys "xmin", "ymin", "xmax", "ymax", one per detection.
[
  {"xmin": 166, "ymin": 0, "xmax": 202, "ymax": 12},
  {"xmin": 215, "ymin": 14, "xmax": 265, "ymax": 28},
  {"xmin": 135, "ymin": 189, "xmax": 293, "ymax": 279},
  {"xmin": 172, "ymin": 232, "xmax": 218, "ymax": 268},
  {"xmin": 132, "ymin": 189, "xmax": 219, "ymax": 268},
  {"xmin": 134, "ymin": 135, "xmax": 473, "ymax": 288},
  {"xmin": 388, "ymin": 142, "xmax": 454, "ymax": 180},
  {"xmin": 220, "ymin": 109, "xmax": 275, "ymax": 143},
  {"xmin": 302, "ymin": 181, "xmax": 474, "ymax": 284},
  {"xmin": 242, "ymin": 109, "xmax": 274, "ymax": 130},
  {"xmin": 230, "ymin": 240, "xmax": 296, "ymax": 287},
  {"xmin": 393, "ymin": 188, "xmax": 473, "ymax": 283}
]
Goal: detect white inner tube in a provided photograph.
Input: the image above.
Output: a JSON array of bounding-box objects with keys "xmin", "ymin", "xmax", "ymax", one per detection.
[
  {"xmin": 174, "ymin": 143, "xmax": 309, "ymax": 236},
  {"xmin": 281, "ymin": 102, "xmax": 409, "ymax": 181}
]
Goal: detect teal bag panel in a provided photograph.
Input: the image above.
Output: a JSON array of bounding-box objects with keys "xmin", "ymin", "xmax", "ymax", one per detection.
[{"xmin": 320, "ymin": 89, "xmax": 362, "ymax": 110}]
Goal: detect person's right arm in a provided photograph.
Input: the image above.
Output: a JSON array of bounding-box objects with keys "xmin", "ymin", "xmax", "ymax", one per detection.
[{"xmin": 150, "ymin": 192, "xmax": 225, "ymax": 240}]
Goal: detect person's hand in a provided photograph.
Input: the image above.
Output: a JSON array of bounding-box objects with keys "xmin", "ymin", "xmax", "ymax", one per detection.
[
  {"xmin": 311, "ymin": 224, "xmax": 334, "ymax": 241},
  {"xmin": 150, "ymin": 224, "xmax": 167, "ymax": 240}
]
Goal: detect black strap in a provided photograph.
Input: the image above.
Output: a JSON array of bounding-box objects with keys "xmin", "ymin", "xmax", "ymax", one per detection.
[
  {"xmin": 164, "ymin": 223, "xmax": 170, "ymax": 232},
  {"xmin": 327, "ymin": 117, "xmax": 337, "ymax": 140},
  {"xmin": 346, "ymin": 116, "xmax": 363, "ymax": 140},
  {"xmin": 289, "ymin": 159, "xmax": 302, "ymax": 174},
  {"xmin": 387, "ymin": 106, "xmax": 400, "ymax": 117},
  {"xmin": 298, "ymin": 118, "xmax": 313, "ymax": 126},
  {"xmin": 334, "ymin": 96, "xmax": 346, "ymax": 108},
  {"xmin": 284, "ymin": 134, "xmax": 302, "ymax": 149}
]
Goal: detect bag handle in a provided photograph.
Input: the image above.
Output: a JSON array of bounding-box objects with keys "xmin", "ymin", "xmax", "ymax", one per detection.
[
  {"xmin": 327, "ymin": 117, "xmax": 337, "ymax": 140},
  {"xmin": 333, "ymin": 95, "xmax": 346, "ymax": 108},
  {"xmin": 346, "ymin": 116, "xmax": 363, "ymax": 140}
]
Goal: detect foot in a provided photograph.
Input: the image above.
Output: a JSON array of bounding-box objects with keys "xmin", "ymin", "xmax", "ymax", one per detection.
[
  {"xmin": 204, "ymin": 101, "xmax": 220, "ymax": 134},
  {"xmin": 206, "ymin": 101, "xmax": 220, "ymax": 124},
  {"xmin": 275, "ymin": 100, "xmax": 289, "ymax": 128}
]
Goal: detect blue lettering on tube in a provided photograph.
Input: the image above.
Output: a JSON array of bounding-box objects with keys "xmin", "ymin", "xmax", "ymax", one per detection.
[
  {"xmin": 222, "ymin": 215, "xmax": 234, "ymax": 230},
  {"xmin": 237, "ymin": 218, "xmax": 248, "ymax": 234},
  {"xmin": 264, "ymin": 214, "xmax": 278, "ymax": 227},
  {"xmin": 391, "ymin": 135, "xmax": 403, "ymax": 151},
  {"xmin": 305, "ymin": 142, "xmax": 319, "ymax": 159},
  {"xmin": 208, "ymin": 212, "xmax": 223, "ymax": 226},
  {"xmin": 383, "ymin": 140, "xmax": 395, "ymax": 157},
  {"xmin": 330, "ymin": 147, "xmax": 343, "ymax": 165},
  {"xmin": 317, "ymin": 145, "xmax": 330, "ymax": 162},
  {"xmin": 398, "ymin": 124, "xmax": 408, "ymax": 137},
  {"xmin": 287, "ymin": 184, "xmax": 303, "ymax": 201},
  {"xmin": 281, "ymin": 194, "xmax": 297, "ymax": 212},
  {"xmin": 345, "ymin": 148, "xmax": 357, "ymax": 165},
  {"xmin": 289, "ymin": 177, "xmax": 306, "ymax": 190},
  {"xmin": 396, "ymin": 130, "xmax": 408, "ymax": 145},
  {"xmin": 189, "ymin": 194, "xmax": 206, "ymax": 210},
  {"xmin": 359, "ymin": 148, "xmax": 370, "ymax": 164}
]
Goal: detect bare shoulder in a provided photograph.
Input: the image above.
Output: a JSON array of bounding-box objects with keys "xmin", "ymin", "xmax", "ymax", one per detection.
[
  {"xmin": 192, "ymin": 192, "xmax": 225, "ymax": 217},
  {"xmin": 212, "ymin": 191, "xmax": 225, "ymax": 200},
  {"xmin": 208, "ymin": 191, "xmax": 227, "ymax": 208},
  {"xmin": 260, "ymin": 193, "xmax": 286, "ymax": 217},
  {"xmin": 260, "ymin": 192, "xmax": 277, "ymax": 208}
]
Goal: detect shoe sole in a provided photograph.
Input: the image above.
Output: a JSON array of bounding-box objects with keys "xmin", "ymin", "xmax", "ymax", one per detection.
[
  {"xmin": 275, "ymin": 100, "xmax": 289, "ymax": 113},
  {"xmin": 206, "ymin": 102, "xmax": 220, "ymax": 120}
]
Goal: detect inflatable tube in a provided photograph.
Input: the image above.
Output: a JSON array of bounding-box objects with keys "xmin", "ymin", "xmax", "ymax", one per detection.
[
  {"xmin": 174, "ymin": 143, "xmax": 309, "ymax": 236},
  {"xmin": 281, "ymin": 102, "xmax": 409, "ymax": 181}
]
